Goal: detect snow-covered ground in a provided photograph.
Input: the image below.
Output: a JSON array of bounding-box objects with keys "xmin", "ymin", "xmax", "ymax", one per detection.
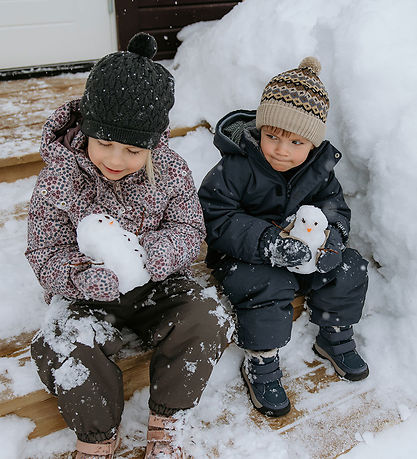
[{"xmin": 1, "ymin": 0, "xmax": 417, "ymax": 456}]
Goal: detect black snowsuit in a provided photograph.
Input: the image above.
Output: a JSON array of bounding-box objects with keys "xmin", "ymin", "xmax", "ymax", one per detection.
[{"xmin": 198, "ymin": 110, "xmax": 368, "ymax": 350}]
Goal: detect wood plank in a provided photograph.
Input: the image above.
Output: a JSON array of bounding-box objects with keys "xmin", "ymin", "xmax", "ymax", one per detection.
[
  {"xmin": 0, "ymin": 160, "xmax": 44, "ymax": 183},
  {"xmin": 121, "ymin": 0, "xmax": 238, "ymax": 6},
  {"xmin": 121, "ymin": 4, "xmax": 239, "ymax": 30}
]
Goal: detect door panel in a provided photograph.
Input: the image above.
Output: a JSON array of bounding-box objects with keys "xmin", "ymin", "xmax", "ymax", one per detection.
[{"xmin": 0, "ymin": 0, "xmax": 117, "ymax": 69}]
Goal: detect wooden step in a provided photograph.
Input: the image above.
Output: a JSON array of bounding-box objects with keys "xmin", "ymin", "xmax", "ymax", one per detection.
[
  {"xmin": 45, "ymin": 355, "xmax": 402, "ymax": 459},
  {"xmin": 0, "ymin": 73, "xmax": 210, "ymax": 183},
  {"xmin": 0, "ymin": 123, "xmax": 210, "ymax": 183},
  {"xmin": 0, "ymin": 256, "xmax": 306, "ymax": 442}
]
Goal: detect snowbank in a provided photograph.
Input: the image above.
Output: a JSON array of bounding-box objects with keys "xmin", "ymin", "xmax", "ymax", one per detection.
[{"xmin": 170, "ymin": 0, "xmax": 417, "ymax": 392}]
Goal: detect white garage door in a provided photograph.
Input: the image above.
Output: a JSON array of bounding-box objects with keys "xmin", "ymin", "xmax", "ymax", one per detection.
[{"xmin": 0, "ymin": 0, "xmax": 117, "ymax": 70}]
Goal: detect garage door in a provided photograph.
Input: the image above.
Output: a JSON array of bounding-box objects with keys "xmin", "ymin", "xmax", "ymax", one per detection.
[{"xmin": 0, "ymin": 0, "xmax": 117, "ymax": 70}]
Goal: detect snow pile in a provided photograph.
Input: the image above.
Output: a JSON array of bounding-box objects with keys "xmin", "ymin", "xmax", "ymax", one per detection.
[{"xmin": 171, "ymin": 0, "xmax": 417, "ymax": 390}]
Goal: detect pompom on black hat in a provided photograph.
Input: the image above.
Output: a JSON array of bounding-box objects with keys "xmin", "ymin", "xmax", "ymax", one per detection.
[{"xmin": 80, "ymin": 33, "xmax": 175, "ymax": 150}]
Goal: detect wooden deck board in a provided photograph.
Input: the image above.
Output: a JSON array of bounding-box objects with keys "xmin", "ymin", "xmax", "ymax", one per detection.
[{"xmin": 0, "ymin": 74, "xmax": 210, "ymax": 183}]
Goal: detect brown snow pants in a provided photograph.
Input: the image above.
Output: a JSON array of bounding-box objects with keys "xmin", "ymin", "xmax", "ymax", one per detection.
[{"xmin": 31, "ymin": 275, "xmax": 231, "ymax": 443}]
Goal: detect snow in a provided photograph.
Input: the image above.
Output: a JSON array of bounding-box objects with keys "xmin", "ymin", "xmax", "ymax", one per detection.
[
  {"xmin": 77, "ymin": 213, "xmax": 151, "ymax": 294},
  {"xmin": 1, "ymin": 0, "xmax": 417, "ymax": 456},
  {"xmin": 288, "ymin": 205, "xmax": 328, "ymax": 274}
]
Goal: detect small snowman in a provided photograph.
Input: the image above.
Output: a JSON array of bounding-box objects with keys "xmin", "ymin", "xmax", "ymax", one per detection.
[
  {"xmin": 77, "ymin": 214, "xmax": 151, "ymax": 294},
  {"xmin": 287, "ymin": 205, "xmax": 328, "ymax": 274}
]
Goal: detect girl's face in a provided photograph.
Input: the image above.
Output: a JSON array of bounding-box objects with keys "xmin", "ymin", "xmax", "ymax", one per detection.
[
  {"xmin": 88, "ymin": 137, "xmax": 150, "ymax": 181},
  {"xmin": 260, "ymin": 126, "xmax": 313, "ymax": 172}
]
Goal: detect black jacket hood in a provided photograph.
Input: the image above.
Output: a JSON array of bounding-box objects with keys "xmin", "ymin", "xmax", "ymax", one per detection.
[
  {"xmin": 213, "ymin": 110, "xmax": 259, "ymax": 156},
  {"xmin": 213, "ymin": 109, "xmax": 340, "ymax": 177}
]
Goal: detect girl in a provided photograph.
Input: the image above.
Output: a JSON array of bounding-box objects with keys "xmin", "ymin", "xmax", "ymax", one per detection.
[{"xmin": 26, "ymin": 33, "xmax": 230, "ymax": 458}]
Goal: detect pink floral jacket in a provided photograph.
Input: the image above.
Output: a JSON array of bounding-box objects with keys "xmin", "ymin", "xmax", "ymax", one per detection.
[{"xmin": 26, "ymin": 99, "xmax": 205, "ymax": 303}]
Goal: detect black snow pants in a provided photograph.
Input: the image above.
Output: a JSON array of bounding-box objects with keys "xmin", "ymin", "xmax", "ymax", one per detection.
[
  {"xmin": 212, "ymin": 248, "xmax": 368, "ymax": 350},
  {"xmin": 31, "ymin": 275, "xmax": 231, "ymax": 443}
]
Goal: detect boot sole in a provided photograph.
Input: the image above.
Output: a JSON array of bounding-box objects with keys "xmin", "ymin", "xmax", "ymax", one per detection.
[
  {"xmin": 240, "ymin": 366, "xmax": 291, "ymax": 417},
  {"xmin": 313, "ymin": 343, "xmax": 369, "ymax": 381}
]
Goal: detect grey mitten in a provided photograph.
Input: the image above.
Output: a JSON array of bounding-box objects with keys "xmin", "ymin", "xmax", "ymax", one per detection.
[
  {"xmin": 259, "ymin": 226, "xmax": 312, "ymax": 267},
  {"xmin": 316, "ymin": 227, "xmax": 344, "ymax": 273},
  {"xmin": 71, "ymin": 266, "xmax": 120, "ymax": 302}
]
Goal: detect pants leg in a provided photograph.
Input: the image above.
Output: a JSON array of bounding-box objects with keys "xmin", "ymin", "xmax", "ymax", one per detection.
[
  {"xmin": 126, "ymin": 275, "xmax": 232, "ymax": 415},
  {"xmin": 213, "ymin": 260, "xmax": 299, "ymax": 350},
  {"xmin": 306, "ymin": 248, "xmax": 369, "ymax": 326},
  {"xmin": 31, "ymin": 300, "xmax": 124, "ymax": 443}
]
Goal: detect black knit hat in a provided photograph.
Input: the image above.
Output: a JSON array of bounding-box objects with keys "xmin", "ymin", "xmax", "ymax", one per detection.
[{"xmin": 80, "ymin": 33, "xmax": 175, "ymax": 150}]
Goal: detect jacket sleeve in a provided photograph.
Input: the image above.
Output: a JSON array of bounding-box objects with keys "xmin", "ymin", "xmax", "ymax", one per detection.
[
  {"xmin": 311, "ymin": 171, "xmax": 351, "ymax": 243},
  {"xmin": 25, "ymin": 178, "xmax": 118, "ymax": 302},
  {"xmin": 198, "ymin": 156, "xmax": 271, "ymax": 264},
  {"xmin": 140, "ymin": 166, "xmax": 206, "ymax": 281}
]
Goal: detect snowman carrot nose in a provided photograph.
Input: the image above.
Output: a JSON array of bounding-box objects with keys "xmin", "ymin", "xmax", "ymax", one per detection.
[
  {"xmin": 109, "ymin": 221, "xmax": 114, "ymax": 225},
  {"xmin": 307, "ymin": 228, "xmax": 312, "ymax": 232}
]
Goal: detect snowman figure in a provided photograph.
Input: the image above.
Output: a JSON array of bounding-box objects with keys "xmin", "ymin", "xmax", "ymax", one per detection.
[
  {"xmin": 287, "ymin": 205, "xmax": 328, "ymax": 274},
  {"xmin": 77, "ymin": 214, "xmax": 151, "ymax": 294}
]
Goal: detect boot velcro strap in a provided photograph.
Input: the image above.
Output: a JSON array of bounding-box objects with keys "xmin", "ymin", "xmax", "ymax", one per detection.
[
  {"xmin": 330, "ymin": 340, "xmax": 356, "ymax": 355},
  {"xmin": 147, "ymin": 429, "xmax": 172, "ymax": 442},
  {"xmin": 249, "ymin": 359, "xmax": 279, "ymax": 375},
  {"xmin": 76, "ymin": 438, "xmax": 117, "ymax": 456},
  {"xmin": 148, "ymin": 414, "xmax": 176, "ymax": 430},
  {"xmin": 320, "ymin": 327, "xmax": 353, "ymax": 343},
  {"xmin": 252, "ymin": 368, "xmax": 283, "ymax": 383}
]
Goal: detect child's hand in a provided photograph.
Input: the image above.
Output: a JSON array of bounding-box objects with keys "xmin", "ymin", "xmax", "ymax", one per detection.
[
  {"xmin": 316, "ymin": 227, "xmax": 344, "ymax": 273},
  {"xmin": 259, "ymin": 226, "xmax": 312, "ymax": 268},
  {"xmin": 71, "ymin": 266, "xmax": 120, "ymax": 302}
]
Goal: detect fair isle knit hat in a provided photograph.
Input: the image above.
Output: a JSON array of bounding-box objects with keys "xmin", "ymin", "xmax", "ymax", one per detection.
[
  {"xmin": 80, "ymin": 33, "xmax": 174, "ymax": 150},
  {"xmin": 256, "ymin": 57, "xmax": 329, "ymax": 147}
]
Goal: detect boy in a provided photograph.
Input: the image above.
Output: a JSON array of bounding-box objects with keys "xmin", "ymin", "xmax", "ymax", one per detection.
[{"xmin": 198, "ymin": 57, "xmax": 369, "ymax": 417}]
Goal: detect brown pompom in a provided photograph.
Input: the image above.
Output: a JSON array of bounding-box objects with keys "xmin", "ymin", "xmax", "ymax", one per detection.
[{"xmin": 298, "ymin": 57, "xmax": 321, "ymax": 75}]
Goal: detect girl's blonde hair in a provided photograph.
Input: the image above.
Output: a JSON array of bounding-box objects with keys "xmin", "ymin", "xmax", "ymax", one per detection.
[{"xmin": 145, "ymin": 151, "xmax": 158, "ymax": 185}]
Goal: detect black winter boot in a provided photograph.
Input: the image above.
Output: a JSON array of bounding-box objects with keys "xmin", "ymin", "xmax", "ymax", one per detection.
[
  {"xmin": 241, "ymin": 350, "xmax": 290, "ymax": 417},
  {"xmin": 313, "ymin": 326, "xmax": 369, "ymax": 381}
]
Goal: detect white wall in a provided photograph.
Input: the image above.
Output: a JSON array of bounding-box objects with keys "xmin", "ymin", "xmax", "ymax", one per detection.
[{"xmin": 0, "ymin": 0, "xmax": 118, "ymax": 69}]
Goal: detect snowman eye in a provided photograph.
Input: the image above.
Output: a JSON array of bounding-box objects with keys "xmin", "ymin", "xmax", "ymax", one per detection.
[
  {"xmin": 301, "ymin": 218, "xmax": 306, "ymax": 224},
  {"xmin": 98, "ymin": 219, "xmax": 103, "ymax": 223},
  {"xmin": 104, "ymin": 215, "xmax": 110, "ymax": 219},
  {"xmin": 314, "ymin": 222, "xmax": 318, "ymax": 226},
  {"xmin": 134, "ymin": 249, "xmax": 139, "ymax": 252}
]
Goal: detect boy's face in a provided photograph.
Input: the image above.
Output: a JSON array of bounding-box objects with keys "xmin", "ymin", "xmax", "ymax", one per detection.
[
  {"xmin": 260, "ymin": 126, "xmax": 313, "ymax": 172},
  {"xmin": 88, "ymin": 137, "xmax": 150, "ymax": 180}
]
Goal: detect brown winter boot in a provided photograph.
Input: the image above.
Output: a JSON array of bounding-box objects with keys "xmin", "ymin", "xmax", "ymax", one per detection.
[
  {"xmin": 75, "ymin": 431, "xmax": 120, "ymax": 459},
  {"xmin": 145, "ymin": 412, "xmax": 184, "ymax": 458}
]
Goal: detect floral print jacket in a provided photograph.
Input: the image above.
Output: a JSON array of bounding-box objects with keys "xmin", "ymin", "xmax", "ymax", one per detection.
[{"xmin": 25, "ymin": 99, "xmax": 205, "ymax": 303}]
